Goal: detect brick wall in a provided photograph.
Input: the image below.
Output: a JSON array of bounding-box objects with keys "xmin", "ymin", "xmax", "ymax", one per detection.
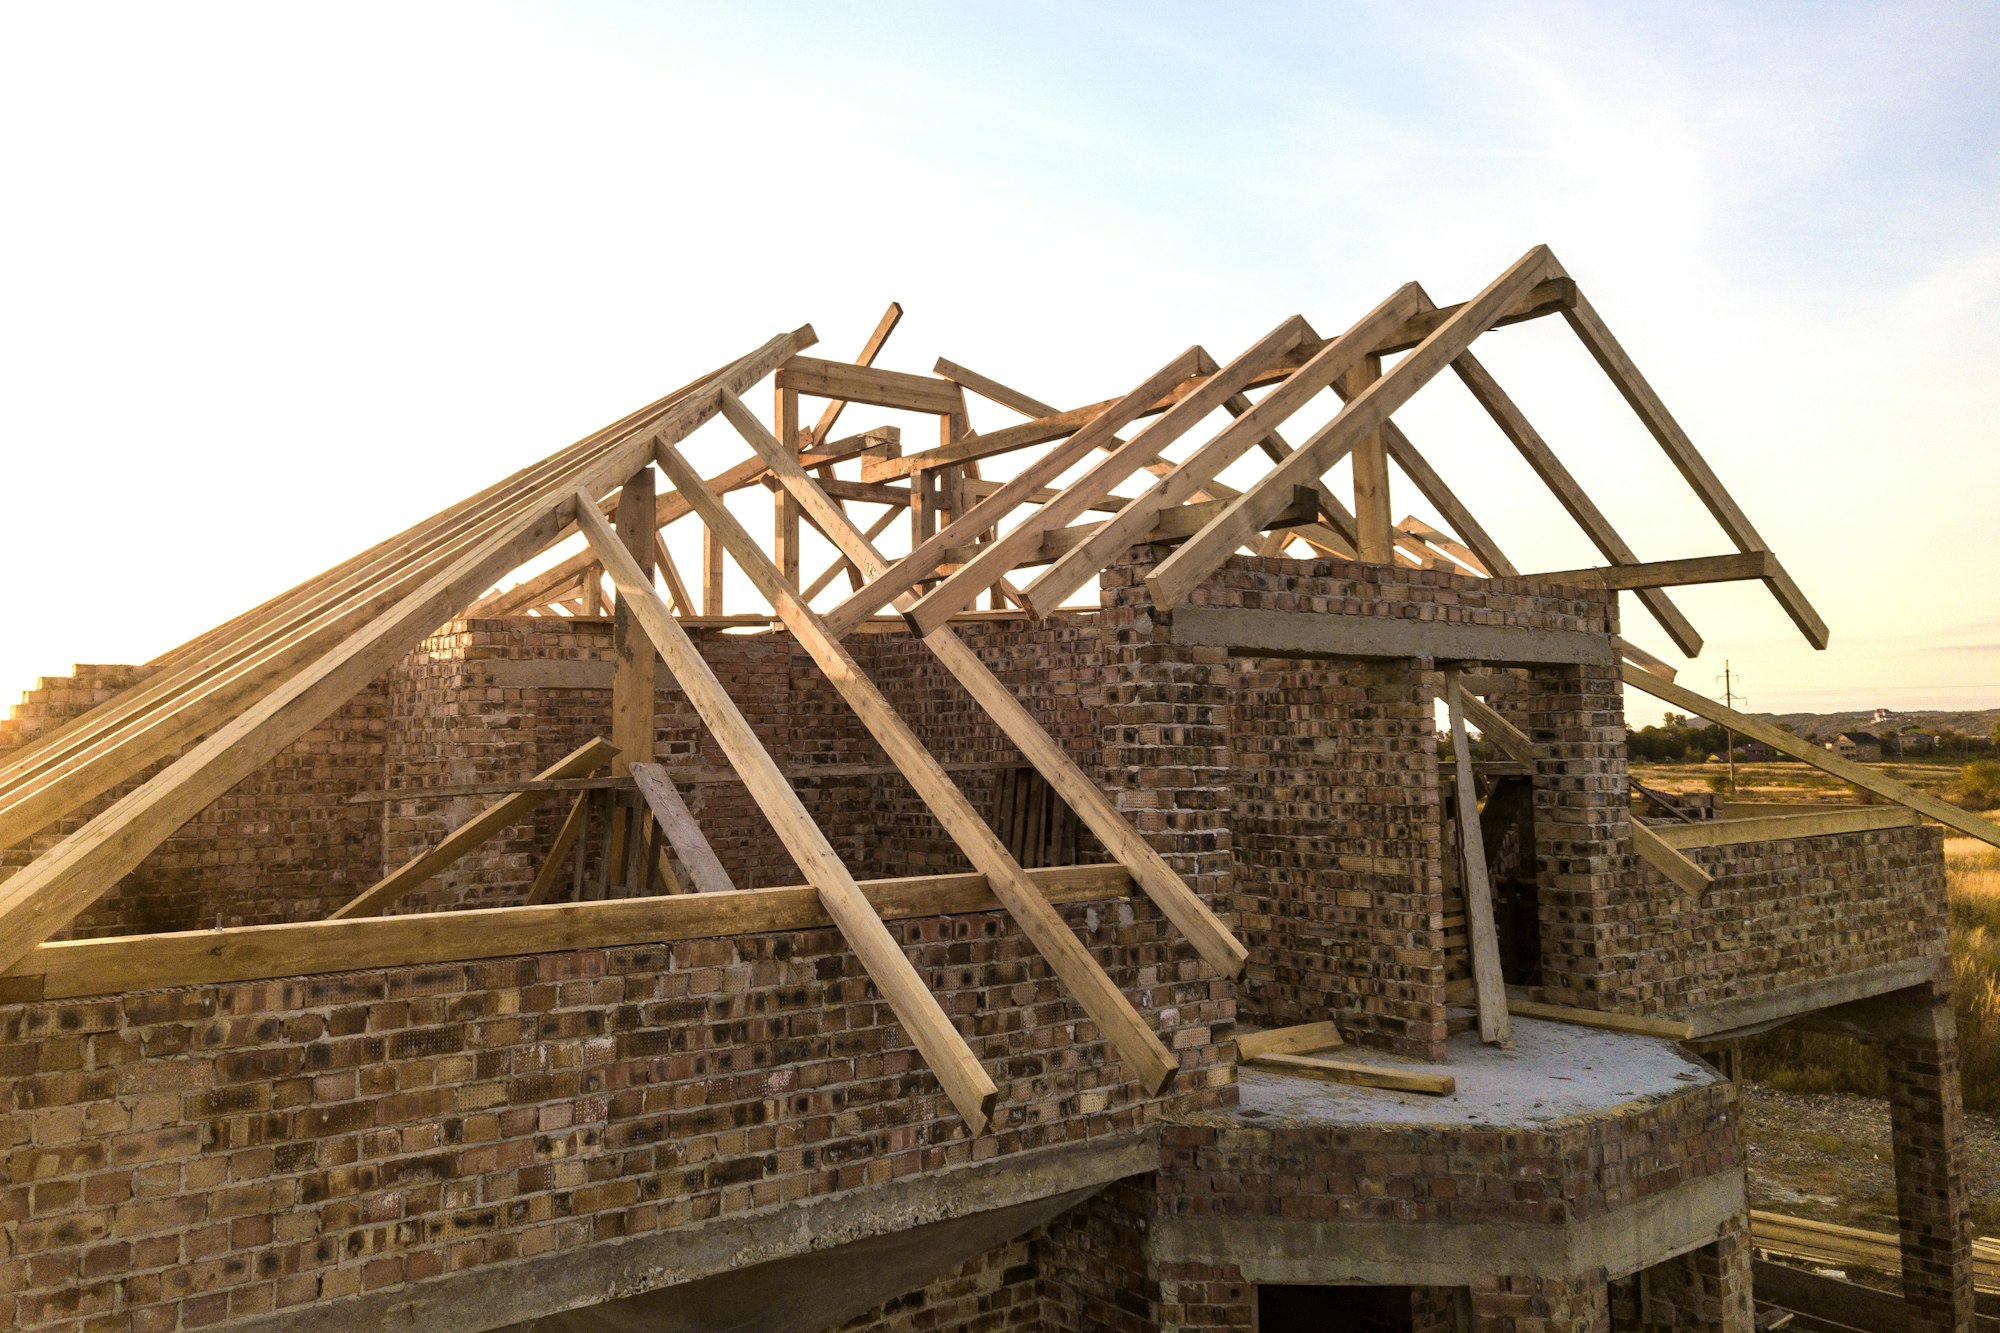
[
  {"xmin": 0, "ymin": 897, "xmax": 1232, "ymax": 1331},
  {"xmin": 1624, "ymin": 825, "xmax": 1948, "ymax": 1015},
  {"xmin": 1, "ymin": 666, "xmax": 387, "ymax": 936},
  {"xmin": 1156, "ymin": 1078, "xmax": 1740, "ymax": 1228}
]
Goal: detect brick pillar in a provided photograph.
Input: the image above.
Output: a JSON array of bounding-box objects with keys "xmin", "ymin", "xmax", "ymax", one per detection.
[
  {"xmin": 1882, "ymin": 991, "xmax": 1975, "ymax": 1332},
  {"xmin": 1630, "ymin": 1216, "xmax": 1755, "ymax": 1331},
  {"xmin": 1037, "ymin": 1177, "xmax": 1254, "ymax": 1332},
  {"xmin": 1470, "ymin": 1271, "xmax": 1610, "ymax": 1331},
  {"xmin": 1097, "ymin": 555, "xmax": 1237, "ymax": 936},
  {"xmin": 1500, "ymin": 659, "xmax": 1634, "ymax": 1010}
]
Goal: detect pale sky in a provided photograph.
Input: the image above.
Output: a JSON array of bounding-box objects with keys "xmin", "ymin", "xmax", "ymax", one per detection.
[{"xmin": 2, "ymin": 2, "xmax": 1996, "ymax": 726}]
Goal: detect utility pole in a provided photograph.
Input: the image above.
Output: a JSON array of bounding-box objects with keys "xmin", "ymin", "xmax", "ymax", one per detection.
[{"xmin": 1716, "ymin": 662, "xmax": 1745, "ymax": 794}]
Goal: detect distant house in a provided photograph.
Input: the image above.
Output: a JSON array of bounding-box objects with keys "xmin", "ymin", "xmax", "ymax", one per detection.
[
  {"xmin": 1887, "ymin": 731, "xmax": 1935, "ymax": 757},
  {"xmin": 1830, "ymin": 731, "xmax": 1882, "ymax": 762},
  {"xmin": 1872, "ymin": 708, "xmax": 1896, "ymax": 725}
]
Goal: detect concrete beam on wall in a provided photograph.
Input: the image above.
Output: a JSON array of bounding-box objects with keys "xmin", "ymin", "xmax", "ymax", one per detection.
[{"xmin": 1165, "ymin": 605, "xmax": 1616, "ymax": 667}]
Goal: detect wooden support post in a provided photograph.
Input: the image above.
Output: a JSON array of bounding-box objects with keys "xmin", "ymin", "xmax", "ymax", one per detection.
[
  {"xmin": 608, "ymin": 467, "xmax": 658, "ymax": 884},
  {"xmin": 1445, "ymin": 673, "xmax": 1512, "ymax": 1047},
  {"xmin": 702, "ymin": 523, "xmax": 725, "ymax": 616},
  {"xmin": 579, "ymin": 566, "xmax": 604, "ymax": 616},
  {"xmin": 1343, "ymin": 352, "xmax": 1393, "ymax": 563},
  {"xmin": 647, "ymin": 448, "xmax": 1180, "ymax": 1094},
  {"xmin": 333, "ymin": 737, "xmax": 619, "ymax": 919},
  {"xmin": 774, "ymin": 386, "xmax": 802, "ymax": 589},
  {"xmin": 575, "ymin": 494, "xmax": 999, "ymax": 1131}
]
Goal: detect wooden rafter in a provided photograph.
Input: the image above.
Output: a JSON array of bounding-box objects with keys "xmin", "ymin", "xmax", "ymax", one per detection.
[
  {"xmin": 574, "ymin": 492, "xmax": 1000, "ymax": 1131},
  {"xmin": 652, "ymin": 436, "xmax": 1180, "ymax": 1092},
  {"xmin": 334, "ymin": 738, "xmax": 619, "ymax": 920},
  {"xmin": 723, "ymin": 393, "xmax": 1248, "ymax": 980}
]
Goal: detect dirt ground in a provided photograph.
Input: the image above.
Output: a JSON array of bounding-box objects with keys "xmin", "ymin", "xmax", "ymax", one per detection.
[{"xmin": 1741, "ymin": 1081, "xmax": 2000, "ymax": 1237}]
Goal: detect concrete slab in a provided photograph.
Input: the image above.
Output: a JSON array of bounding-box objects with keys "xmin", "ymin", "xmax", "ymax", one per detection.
[{"xmin": 1234, "ymin": 1016, "xmax": 1722, "ymax": 1127}]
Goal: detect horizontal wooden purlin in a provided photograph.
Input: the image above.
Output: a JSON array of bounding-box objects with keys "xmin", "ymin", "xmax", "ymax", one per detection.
[
  {"xmin": 1, "ymin": 863, "xmax": 1136, "ymax": 1002},
  {"xmin": 797, "ymin": 425, "xmax": 901, "ymax": 470},
  {"xmin": 863, "ymin": 280, "xmax": 1578, "ymax": 482},
  {"xmin": 1652, "ymin": 806, "xmax": 1921, "ymax": 849},
  {"xmin": 346, "ymin": 758, "xmax": 1026, "ymax": 804},
  {"xmin": 801, "ymin": 477, "xmax": 915, "ymax": 507},
  {"xmin": 1167, "ymin": 605, "xmax": 1617, "ymax": 667},
  {"xmin": 1522, "ymin": 551, "xmax": 1775, "ymax": 591},
  {"xmin": 1032, "ymin": 488, "xmax": 1322, "ymax": 564},
  {"xmin": 776, "ymin": 357, "xmax": 963, "ymax": 415}
]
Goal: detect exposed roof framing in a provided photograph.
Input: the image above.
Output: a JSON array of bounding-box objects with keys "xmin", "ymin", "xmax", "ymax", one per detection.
[{"xmin": 12, "ymin": 244, "xmax": 1977, "ymax": 1132}]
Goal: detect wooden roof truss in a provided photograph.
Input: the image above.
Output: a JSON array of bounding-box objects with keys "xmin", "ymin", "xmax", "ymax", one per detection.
[{"xmin": 10, "ymin": 243, "xmax": 1998, "ymax": 1127}]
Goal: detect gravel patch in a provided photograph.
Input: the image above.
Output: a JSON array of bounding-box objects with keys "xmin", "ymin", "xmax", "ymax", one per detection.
[{"xmin": 1742, "ymin": 1081, "xmax": 2000, "ymax": 1235}]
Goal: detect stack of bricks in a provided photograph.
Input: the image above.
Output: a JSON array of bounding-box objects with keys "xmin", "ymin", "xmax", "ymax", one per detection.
[{"xmin": 0, "ymin": 903, "xmax": 1233, "ymax": 1331}]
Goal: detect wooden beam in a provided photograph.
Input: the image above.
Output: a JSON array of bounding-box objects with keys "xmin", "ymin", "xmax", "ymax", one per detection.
[
  {"xmin": 1623, "ymin": 664, "xmax": 2000, "ymax": 850},
  {"xmin": 1615, "ymin": 636, "xmax": 1679, "ymax": 683},
  {"xmin": 1653, "ymin": 806, "xmax": 1920, "ymax": 849},
  {"xmin": 1033, "ymin": 488, "xmax": 1322, "ymax": 564},
  {"xmin": 576, "ymin": 491, "xmax": 999, "ymax": 1132},
  {"xmin": 809, "ymin": 301, "xmax": 903, "ymax": 448},
  {"xmin": 1629, "ymin": 818, "xmax": 1715, "ymax": 896},
  {"xmin": 654, "ymin": 535, "xmax": 693, "ymax": 615},
  {"xmin": 920, "ymin": 318, "xmax": 1322, "ymax": 632},
  {"xmin": 702, "ymin": 521, "xmax": 725, "ymax": 615},
  {"xmin": 726, "ymin": 406, "xmax": 1249, "ymax": 980},
  {"xmin": 1456, "ymin": 691, "xmax": 1535, "ymax": 765},
  {"xmin": 802, "ymin": 506, "xmax": 901, "ymax": 602},
  {"xmin": 1378, "ymin": 437, "xmax": 1505, "ymax": 578},
  {"xmin": 0, "ymin": 473, "xmax": 651, "ymax": 973},
  {"xmin": 651, "ymin": 448, "xmax": 1180, "ymax": 1093},
  {"xmin": 628, "ymin": 762, "xmax": 735, "ymax": 893},
  {"xmin": 1145, "ymin": 248, "xmax": 1563, "ymax": 612},
  {"xmin": 774, "ymin": 387, "xmax": 803, "ymax": 588},
  {"xmin": 1243, "ymin": 1050, "xmax": 1456, "ymax": 1096},
  {"xmin": 524, "ymin": 792, "xmax": 593, "ymax": 906},
  {"xmin": 1236, "ymin": 1021, "xmax": 1344, "ymax": 1061},
  {"xmin": 1524, "ymin": 551, "xmax": 1776, "ymax": 591},
  {"xmin": 1448, "ymin": 349, "xmax": 1706, "ymax": 657},
  {"xmin": 1507, "ymin": 999, "xmax": 1693, "ymax": 1040},
  {"xmin": 4, "ymin": 341, "xmax": 765, "ymax": 841},
  {"xmin": 1344, "ymin": 351, "xmax": 1394, "ymax": 562},
  {"xmin": 609, "ymin": 467, "xmax": 659, "ymax": 886},
  {"xmin": 864, "ymin": 279, "xmax": 1577, "ymax": 484},
  {"xmin": 2, "ymin": 863, "xmax": 1136, "ymax": 1002},
  {"xmin": 776, "ymin": 356, "xmax": 961, "ymax": 415},
  {"xmin": 1167, "ymin": 605, "xmax": 1615, "ymax": 667},
  {"xmin": 1023, "ymin": 291, "xmax": 1426, "ymax": 619},
  {"xmin": 332, "ymin": 738, "xmax": 618, "ymax": 919},
  {"xmin": 1446, "ymin": 673, "xmax": 1512, "ymax": 1047},
  {"xmin": 839, "ymin": 347, "xmax": 1207, "ymax": 638}
]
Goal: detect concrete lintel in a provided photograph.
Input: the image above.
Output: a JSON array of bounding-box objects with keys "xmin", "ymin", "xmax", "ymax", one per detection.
[
  {"xmin": 1683, "ymin": 956, "xmax": 1947, "ymax": 1040},
  {"xmin": 228, "ymin": 1129, "xmax": 1158, "ymax": 1333},
  {"xmin": 1150, "ymin": 1168, "xmax": 1745, "ymax": 1286},
  {"xmin": 1165, "ymin": 605, "xmax": 1615, "ymax": 667}
]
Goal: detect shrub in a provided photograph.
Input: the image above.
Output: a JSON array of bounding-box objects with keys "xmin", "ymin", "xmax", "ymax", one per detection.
[{"xmin": 1956, "ymin": 760, "xmax": 2000, "ymax": 810}]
